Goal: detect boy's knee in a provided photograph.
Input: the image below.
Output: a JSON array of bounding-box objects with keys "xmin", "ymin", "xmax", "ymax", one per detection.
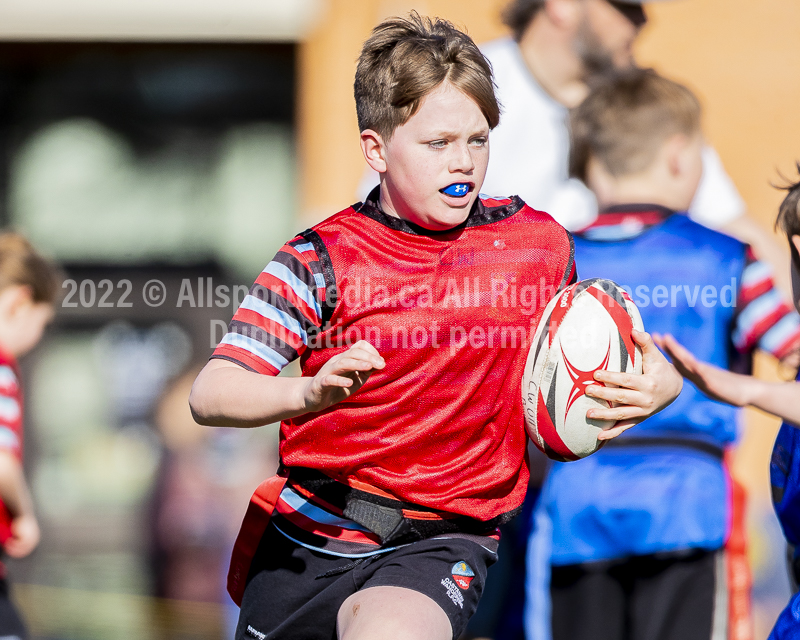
[{"xmin": 337, "ymin": 587, "xmax": 451, "ymax": 640}]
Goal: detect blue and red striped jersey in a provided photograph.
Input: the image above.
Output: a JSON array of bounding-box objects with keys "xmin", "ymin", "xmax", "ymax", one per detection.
[
  {"xmin": 544, "ymin": 204, "xmax": 799, "ymax": 564},
  {"xmin": 578, "ymin": 205, "xmax": 800, "ymax": 361}
]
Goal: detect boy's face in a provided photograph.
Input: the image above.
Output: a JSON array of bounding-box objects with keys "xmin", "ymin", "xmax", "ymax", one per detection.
[
  {"xmin": 13, "ymin": 301, "xmax": 53, "ymax": 358},
  {"xmin": 0, "ymin": 285, "xmax": 53, "ymax": 358},
  {"xmin": 363, "ymin": 82, "xmax": 490, "ymax": 231}
]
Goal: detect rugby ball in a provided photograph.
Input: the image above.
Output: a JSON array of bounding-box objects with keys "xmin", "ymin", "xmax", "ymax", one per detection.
[{"xmin": 522, "ymin": 278, "xmax": 644, "ymax": 460}]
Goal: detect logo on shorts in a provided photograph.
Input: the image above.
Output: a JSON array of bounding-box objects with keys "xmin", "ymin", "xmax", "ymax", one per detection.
[
  {"xmin": 246, "ymin": 625, "xmax": 267, "ymax": 640},
  {"xmin": 441, "ymin": 577, "xmax": 465, "ymax": 608},
  {"xmin": 451, "ymin": 561, "xmax": 475, "ymax": 590}
]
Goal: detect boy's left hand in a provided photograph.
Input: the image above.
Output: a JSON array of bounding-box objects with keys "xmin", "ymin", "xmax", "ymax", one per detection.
[
  {"xmin": 4, "ymin": 513, "xmax": 40, "ymax": 558},
  {"xmin": 584, "ymin": 330, "xmax": 682, "ymax": 441}
]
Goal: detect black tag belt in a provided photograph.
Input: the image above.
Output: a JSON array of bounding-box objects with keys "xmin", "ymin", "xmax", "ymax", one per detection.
[
  {"xmin": 602, "ymin": 436, "xmax": 725, "ymax": 461},
  {"xmin": 285, "ymin": 466, "xmax": 520, "ymax": 546}
]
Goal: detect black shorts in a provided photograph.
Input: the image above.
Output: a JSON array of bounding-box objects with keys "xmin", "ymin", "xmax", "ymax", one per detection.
[
  {"xmin": 236, "ymin": 523, "xmax": 498, "ymax": 640},
  {"xmin": 550, "ymin": 548, "xmax": 723, "ymax": 640}
]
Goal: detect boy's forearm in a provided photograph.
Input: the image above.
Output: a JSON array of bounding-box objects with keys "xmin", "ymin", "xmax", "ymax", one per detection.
[
  {"xmin": 189, "ymin": 360, "xmax": 309, "ymax": 428},
  {"xmin": 747, "ymin": 379, "xmax": 800, "ymax": 426}
]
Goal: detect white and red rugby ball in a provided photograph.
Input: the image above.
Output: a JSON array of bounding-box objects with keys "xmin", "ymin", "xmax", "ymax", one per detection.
[{"xmin": 522, "ymin": 278, "xmax": 644, "ymax": 461}]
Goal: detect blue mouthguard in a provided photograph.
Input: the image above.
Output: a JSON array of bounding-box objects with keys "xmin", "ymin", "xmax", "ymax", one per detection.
[{"xmin": 442, "ymin": 183, "xmax": 470, "ymax": 197}]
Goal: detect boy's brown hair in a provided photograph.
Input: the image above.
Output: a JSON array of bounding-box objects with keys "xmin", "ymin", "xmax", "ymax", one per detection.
[
  {"xmin": 354, "ymin": 12, "xmax": 500, "ymax": 141},
  {"xmin": 775, "ymin": 165, "xmax": 800, "ymax": 270},
  {"xmin": 0, "ymin": 232, "xmax": 61, "ymax": 304},
  {"xmin": 569, "ymin": 68, "xmax": 702, "ymax": 184}
]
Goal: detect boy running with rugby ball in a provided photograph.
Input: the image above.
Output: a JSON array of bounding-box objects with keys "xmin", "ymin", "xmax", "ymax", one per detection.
[{"xmin": 190, "ymin": 14, "xmax": 681, "ymax": 640}]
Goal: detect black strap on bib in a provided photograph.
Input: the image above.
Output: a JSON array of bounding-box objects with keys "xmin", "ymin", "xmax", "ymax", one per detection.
[{"xmin": 286, "ymin": 467, "xmax": 519, "ymax": 546}]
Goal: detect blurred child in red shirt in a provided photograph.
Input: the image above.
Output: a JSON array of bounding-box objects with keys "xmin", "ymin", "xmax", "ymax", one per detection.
[{"xmin": 0, "ymin": 233, "xmax": 59, "ymax": 639}]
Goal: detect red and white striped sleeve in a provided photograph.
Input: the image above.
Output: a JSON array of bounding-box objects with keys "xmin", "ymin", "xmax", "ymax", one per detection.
[
  {"xmin": 0, "ymin": 365, "xmax": 22, "ymax": 458},
  {"xmin": 211, "ymin": 234, "xmax": 330, "ymax": 375},
  {"xmin": 733, "ymin": 248, "xmax": 800, "ymax": 360}
]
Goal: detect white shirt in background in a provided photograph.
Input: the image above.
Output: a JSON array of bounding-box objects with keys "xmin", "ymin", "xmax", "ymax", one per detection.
[{"xmin": 480, "ymin": 37, "xmax": 745, "ymax": 231}]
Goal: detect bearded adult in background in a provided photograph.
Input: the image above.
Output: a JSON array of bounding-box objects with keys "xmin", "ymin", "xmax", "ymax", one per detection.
[{"xmin": 481, "ymin": 0, "xmax": 786, "ymax": 286}]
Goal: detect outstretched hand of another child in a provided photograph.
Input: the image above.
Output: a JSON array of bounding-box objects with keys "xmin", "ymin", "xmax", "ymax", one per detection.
[
  {"xmin": 584, "ymin": 330, "xmax": 683, "ymax": 440},
  {"xmin": 302, "ymin": 340, "xmax": 386, "ymax": 413},
  {"xmin": 654, "ymin": 333, "xmax": 751, "ymax": 407},
  {"xmin": 654, "ymin": 332, "xmax": 800, "ymax": 426}
]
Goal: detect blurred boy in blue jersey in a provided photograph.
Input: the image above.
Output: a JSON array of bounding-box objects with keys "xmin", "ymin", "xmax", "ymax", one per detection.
[
  {"xmin": 657, "ymin": 173, "xmax": 800, "ymax": 639},
  {"xmin": 527, "ymin": 69, "xmax": 800, "ymax": 640}
]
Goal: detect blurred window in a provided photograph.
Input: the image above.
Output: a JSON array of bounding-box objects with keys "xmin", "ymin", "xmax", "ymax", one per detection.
[{"xmin": 0, "ymin": 43, "xmax": 297, "ymax": 279}]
